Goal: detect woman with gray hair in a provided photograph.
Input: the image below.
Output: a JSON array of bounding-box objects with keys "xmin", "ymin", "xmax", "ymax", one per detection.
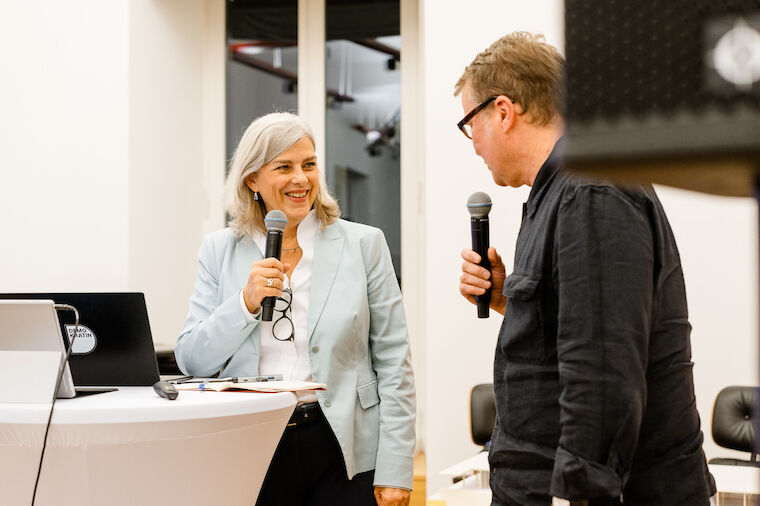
[{"xmin": 175, "ymin": 112, "xmax": 416, "ymax": 506}]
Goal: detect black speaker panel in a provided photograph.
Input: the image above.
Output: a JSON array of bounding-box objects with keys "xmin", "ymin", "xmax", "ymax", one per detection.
[{"xmin": 564, "ymin": 0, "xmax": 760, "ymax": 196}]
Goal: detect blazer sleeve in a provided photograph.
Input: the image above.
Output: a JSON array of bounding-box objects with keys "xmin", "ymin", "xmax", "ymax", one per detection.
[
  {"xmin": 362, "ymin": 228, "xmax": 417, "ymax": 489},
  {"xmin": 174, "ymin": 234, "xmax": 260, "ymax": 376}
]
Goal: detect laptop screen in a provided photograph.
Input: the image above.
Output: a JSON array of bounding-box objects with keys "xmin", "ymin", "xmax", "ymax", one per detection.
[{"xmin": 0, "ymin": 293, "xmax": 160, "ymax": 387}]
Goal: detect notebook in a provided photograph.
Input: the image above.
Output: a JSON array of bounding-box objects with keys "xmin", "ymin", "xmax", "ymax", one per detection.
[
  {"xmin": 175, "ymin": 380, "xmax": 327, "ymax": 393},
  {"xmin": 0, "ymin": 293, "xmax": 160, "ymax": 387}
]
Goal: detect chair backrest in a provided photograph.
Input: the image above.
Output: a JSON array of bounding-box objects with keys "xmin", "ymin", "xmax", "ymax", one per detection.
[
  {"xmin": 470, "ymin": 383, "xmax": 496, "ymax": 448},
  {"xmin": 711, "ymin": 385, "xmax": 760, "ymax": 463}
]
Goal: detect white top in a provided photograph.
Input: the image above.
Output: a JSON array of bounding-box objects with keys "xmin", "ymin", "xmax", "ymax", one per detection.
[{"xmin": 240, "ymin": 210, "xmax": 318, "ymax": 404}]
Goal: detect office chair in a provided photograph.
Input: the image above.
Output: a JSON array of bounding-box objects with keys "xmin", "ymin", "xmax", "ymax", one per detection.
[
  {"xmin": 470, "ymin": 383, "xmax": 496, "ymax": 451},
  {"xmin": 710, "ymin": 385, "xmax": 760, "ymax": 467}
]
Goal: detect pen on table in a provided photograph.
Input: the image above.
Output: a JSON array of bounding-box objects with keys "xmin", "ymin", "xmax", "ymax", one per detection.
[
  {"xmin": 232, "ymin": 375, "xmax": 283, "ymax": 383},
  {"xmin": 175, "ymin": 377, "xmax": 233, "ymax": 385},
  {"xmin": 168, "ymin": 375, "xmax": 194, "ymax": 384}
]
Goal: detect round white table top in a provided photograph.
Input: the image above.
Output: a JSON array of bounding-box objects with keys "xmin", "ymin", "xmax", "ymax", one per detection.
[{"xmin": 0, "ymin": 386, "xmax": 297, "ymax": 424}]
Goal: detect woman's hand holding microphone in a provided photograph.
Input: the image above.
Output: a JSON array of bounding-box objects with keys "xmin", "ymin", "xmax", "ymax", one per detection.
[{"xmin": 242, "ymin": 258, "xmax": 292, "ymax": 314}]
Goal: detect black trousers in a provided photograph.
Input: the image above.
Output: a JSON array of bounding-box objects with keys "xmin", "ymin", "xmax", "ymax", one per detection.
[{"xmin": 255, "ymin": 404, "xmax": 376, "ymax": 506}]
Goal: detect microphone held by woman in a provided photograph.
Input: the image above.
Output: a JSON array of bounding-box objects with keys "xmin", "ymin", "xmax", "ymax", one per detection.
[{"xmin": 260, "ymin": 210, "xmax": 287, "ymax": 321}]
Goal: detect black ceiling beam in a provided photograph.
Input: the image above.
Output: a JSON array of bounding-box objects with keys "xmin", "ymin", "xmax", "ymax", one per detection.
[
  {"xmin": 231, "ymin": 50, "xmax": 355, "ymax": 103},
  {"xmin": 350, "ymin": 38, "xmax": 400, "ymax": 60},
  {"xmin": 227, "ymin": 0, "xmax": 399, "ymax": 41}
]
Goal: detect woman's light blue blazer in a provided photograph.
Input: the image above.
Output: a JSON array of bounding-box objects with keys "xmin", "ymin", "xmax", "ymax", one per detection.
[{"xmin": 174, "ymin": 219, "xmax": 416, "ymax": 490}]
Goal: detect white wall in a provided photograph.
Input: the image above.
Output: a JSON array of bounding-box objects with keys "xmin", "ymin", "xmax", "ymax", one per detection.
[
  {"xmin": 656, "ymin": 187, "xmax": 758, "ymax": 461},
  {"xmin": 0, "ymin": 1, "xmax": 130, "ymax": 291},
  {"xmin": 128, "ymin": 0, "xmax": 225, "ymax": 348},
  {"xmin": 0, "ymin": 0, "xmax": 225, "ymax": 351},
  {"xmin": 416, "ymin": 0, "xmax": 758, "ymax": 496}
]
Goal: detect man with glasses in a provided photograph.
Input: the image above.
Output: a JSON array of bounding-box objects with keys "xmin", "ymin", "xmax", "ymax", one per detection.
[{"xmin": 456, "ymin": 32, "xmax": 715, "ymax": 506}]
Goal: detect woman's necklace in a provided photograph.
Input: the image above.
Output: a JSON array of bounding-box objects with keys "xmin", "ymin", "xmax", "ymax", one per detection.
[{"xmin": 282, "ymin": 245, "xmax": 301, "ymax": 254}]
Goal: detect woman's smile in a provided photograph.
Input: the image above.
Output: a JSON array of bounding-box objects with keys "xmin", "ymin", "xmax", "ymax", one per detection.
[{"xmin": 284, "ymin": 189, "xmax": 309, "ymax": 201}]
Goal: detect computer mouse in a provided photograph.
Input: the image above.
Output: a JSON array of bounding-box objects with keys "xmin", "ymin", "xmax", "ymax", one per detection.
[{"xmin": 153, "ymin": 380, "xmax": 179, "ymax": 400}]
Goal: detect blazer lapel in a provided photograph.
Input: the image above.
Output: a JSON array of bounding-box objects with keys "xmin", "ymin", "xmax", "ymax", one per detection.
[
  {"xmin": 307, "ymin": 224, "xmax": 344, "ymax": 342},
  {"xmin": 235, "ymin": 234, "xmax": 263, "ymax": 288}
]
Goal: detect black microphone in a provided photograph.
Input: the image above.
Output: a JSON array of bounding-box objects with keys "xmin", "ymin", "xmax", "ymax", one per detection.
[
  {"xmin": 261, "ymin": 210, "xmax": 288, "ymax": 321},
  {"xmin": 467, "ymin": 192, "xmax": 492, "ymax": 318}
]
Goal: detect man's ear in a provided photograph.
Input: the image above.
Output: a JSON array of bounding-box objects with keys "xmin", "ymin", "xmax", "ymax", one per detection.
[{"xmin": 494, "ymin": 95, "xmax": 517, "ymax": 133}]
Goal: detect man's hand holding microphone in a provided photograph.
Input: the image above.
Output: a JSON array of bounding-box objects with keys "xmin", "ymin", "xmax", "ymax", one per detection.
[{"xmin": 460, "ymin": 192, "xmax": 508, "ymax": 316}]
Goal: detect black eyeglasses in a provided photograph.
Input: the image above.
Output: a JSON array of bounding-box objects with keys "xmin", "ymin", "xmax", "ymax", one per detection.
[
  {"xmin": 457, "ymin": 95, "xmax": 514, "ymax": 139},
  {"xmin": 272, "ymin": 288, "xmax": 294, "ymax": 342}
]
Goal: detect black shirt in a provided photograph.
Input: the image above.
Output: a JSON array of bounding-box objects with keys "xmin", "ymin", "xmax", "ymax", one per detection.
[{"xmin": 489, "ymin": 140, "xmax": 716, "ymax": 506}]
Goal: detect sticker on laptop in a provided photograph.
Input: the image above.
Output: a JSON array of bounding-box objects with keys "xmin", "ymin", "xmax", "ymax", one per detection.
[{"xmin": 64, "ymin": 325, "xmax": 97, "ymax": 355}]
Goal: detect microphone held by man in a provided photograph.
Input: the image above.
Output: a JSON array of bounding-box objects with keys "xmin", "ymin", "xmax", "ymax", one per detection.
[
  {"xmin": 467, "ymin": 192, "xmax": 493, "ymax": 318},
  {"xmin": 461, "ymin": 193, "xmax": 507, "ymax": 318}
]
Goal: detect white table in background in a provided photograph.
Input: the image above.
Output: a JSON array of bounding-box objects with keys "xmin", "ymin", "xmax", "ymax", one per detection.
[
  {"xmin": 430, "ymin": 451, "xmax": 491, "ymax": 506},
  {"xmin": 0, "ymin": 387, "xmax": 296, "ymax": 506},
  {"xmin": 709, "ymin": 463, "xmax": 760, "ymax": 505}
]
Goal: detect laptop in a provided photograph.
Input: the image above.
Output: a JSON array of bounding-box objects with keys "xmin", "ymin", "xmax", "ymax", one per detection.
[
  {"xmin": 0, "ymin": 299, "xmax": 77, "ymax": 401},
  {"xmin": 0, "ymin": 293, "xmax": 160, "ymax": 387}
]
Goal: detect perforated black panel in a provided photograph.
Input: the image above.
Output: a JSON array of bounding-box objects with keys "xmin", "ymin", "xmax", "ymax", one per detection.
[
  {"xmin": 564, "ymin": 0, "xmax": 760, "ymax": 195},
  {"xmin": 566, "ymin": 0, "xmax": 760, "ymax": 123}
]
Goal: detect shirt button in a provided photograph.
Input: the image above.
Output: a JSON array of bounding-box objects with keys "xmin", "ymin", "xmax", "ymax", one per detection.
[
  {"xmin": 324, "ymin": 400, "xmax": 331, "ymax": 407},
  {"xmin": 311, "ymin": 346, "xmax": 319, "ymax": 353}
]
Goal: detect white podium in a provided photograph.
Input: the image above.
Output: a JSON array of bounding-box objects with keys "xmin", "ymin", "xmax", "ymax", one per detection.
[{"xmin": 0, "ymin": 387, "xmax": 296, "ymax": 506}]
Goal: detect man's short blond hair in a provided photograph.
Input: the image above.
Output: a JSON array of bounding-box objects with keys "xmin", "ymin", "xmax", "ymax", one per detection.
[{"xmin": 454, "ymin": 32, "xmax": 564, "ymax": 126}]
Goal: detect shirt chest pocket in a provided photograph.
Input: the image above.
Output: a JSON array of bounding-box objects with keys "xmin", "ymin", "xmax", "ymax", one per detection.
[{"xmin": 499, "ymin": 273, "xmax": 545, "ymax": 363}]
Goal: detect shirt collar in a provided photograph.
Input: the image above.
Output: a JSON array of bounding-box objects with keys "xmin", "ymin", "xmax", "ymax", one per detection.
[
  {"xmin": 253, "ymin": 209, "xmax": 318, "ymax": 257},
  {"xmin": 526, "ymin": 136, "xmax": 565, "ymax": 218},
  {"xmin": 295, "ymin": 209, "xmax": 318, "ymax": 252}
]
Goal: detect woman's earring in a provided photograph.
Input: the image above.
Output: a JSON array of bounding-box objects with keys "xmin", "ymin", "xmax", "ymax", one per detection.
[{"xmin": 253, "ymin": 191, "xmax": 259, "ymax": 201}]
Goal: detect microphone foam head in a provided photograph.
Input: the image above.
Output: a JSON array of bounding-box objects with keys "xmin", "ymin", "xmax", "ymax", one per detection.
[
  {"xmin": 467, "ymin": 192, "xmax": 492, "ymax": 218},
  {"xmin": 264, "ymin": 210, "xmax": 288, "ymax": 232}
]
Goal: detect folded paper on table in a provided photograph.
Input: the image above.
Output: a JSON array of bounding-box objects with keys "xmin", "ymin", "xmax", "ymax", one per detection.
[{"xmin": 176, "ymin": 380, "xmax": 327, "ymax": 393}]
